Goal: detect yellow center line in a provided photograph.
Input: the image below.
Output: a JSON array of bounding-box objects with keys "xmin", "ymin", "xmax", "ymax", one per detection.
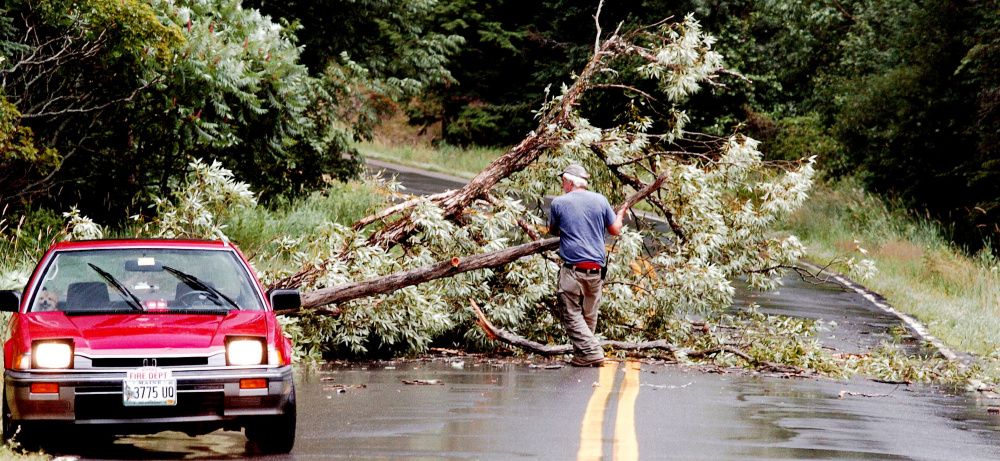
[
  {"xmin": 578, "ymin": 361, "xmax": 618, "ymax": 461},
  {"xmin": 614, "ymin": 361, "xmax": 641, "ymax": 461}
]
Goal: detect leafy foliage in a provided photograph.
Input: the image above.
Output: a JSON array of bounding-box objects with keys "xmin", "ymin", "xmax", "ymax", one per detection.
[
  {"xmin": 256, "ymin": 16, "xmax": 845, "ymax": 360},
  {"xmin": 697, "ymin": 0, "xmax": 1000, "ymax": 253},
  {"xmin": 134, "ymin": 0, "xmax": 362, "ymax": 199},
  {"xmin": 245, "ymin": 0, "xmax": 464, "ymax": 148},
  {"xmin": 0, "ymin": 93, "xmax": 60, "ymax": 205},
  {"xmin": 146, "ymin": 159, "xmax": 256, "ymax": 241},
  {"xmin": 0, "ymin": 0, "xmax": 364, "ymax": 221}
]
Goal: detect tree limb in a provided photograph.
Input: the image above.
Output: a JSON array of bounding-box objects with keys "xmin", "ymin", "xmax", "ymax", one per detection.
[
  {"xmin": 470, "ymin": 299, "xmax": 776, "ymax": 368},
  {"xmin": 352, "ymin": 190, "xmax": 457, "ymax": 230},
  {"xmin": 277, "ymin": 238, "xmax": 560, "ymax": 314},
  {"xmin": 592, "ymin": 0, "xmax": 604, "ymax": 58},
  {"xmin": 359, "ymin": 27, "xmax": 633, "ymax": 251},
  {"xmin": 471, "ymin": 298, "xmax": 682, "ymax": 355}
]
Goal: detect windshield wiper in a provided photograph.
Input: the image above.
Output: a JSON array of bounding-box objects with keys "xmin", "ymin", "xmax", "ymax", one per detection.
[
  {"xmin": 88, "ymin": 263, "xmax": 144, "ymax": 311},
  {"xmin": 162, "ymin": 266, "xmax": 241, "ymax": 310}
]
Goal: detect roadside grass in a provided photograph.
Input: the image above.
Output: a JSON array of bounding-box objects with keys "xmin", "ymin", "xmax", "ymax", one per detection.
[
  {"xmin": 0, "ymin": 207, "xmax": 63, "ymax": 291},
  {"xmin": 356, "ymin": 140, "xmax": 504, "ymax": 179},
  {"xmin": 778, "ymin": 178, "xmax": 1000, "ymax": 357},
  {"xmin": 0, "ymin": 443, "xmax": 49, "ymax": 460},
  {"xmin": 224, "ymin": 180, "xmax": 386, "ymax": 267}
]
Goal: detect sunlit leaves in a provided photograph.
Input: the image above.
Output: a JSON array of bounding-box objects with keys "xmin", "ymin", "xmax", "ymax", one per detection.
[
  {"xmin": 61, "ymin": 206, "xmax": 105, "ymax": 241},
  {"xmin": 637, "ymin": 14, "xmax": 724, "ymax": 103},
  {"xmin": 148, "ymin": 158, "xmax": 256, "ymax": 241}
]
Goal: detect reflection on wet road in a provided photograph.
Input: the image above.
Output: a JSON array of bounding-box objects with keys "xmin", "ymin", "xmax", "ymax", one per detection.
[{"xmin": 53, "ymin": 160, "xmax": 1000, "ymax": 459}]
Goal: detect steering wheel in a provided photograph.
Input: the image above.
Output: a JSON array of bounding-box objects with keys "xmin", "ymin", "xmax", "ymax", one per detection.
[{"xmin": 176, "ymin": 290, "xmax": 219, "ymax": 307}]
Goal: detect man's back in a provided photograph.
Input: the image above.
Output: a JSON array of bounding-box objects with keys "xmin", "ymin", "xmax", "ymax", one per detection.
[{"xmin": 550, "ymin": 190, "xmax": 615, "ymax": 266}]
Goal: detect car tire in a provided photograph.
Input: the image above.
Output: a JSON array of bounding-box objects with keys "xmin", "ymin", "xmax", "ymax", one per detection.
[{"xmin": 245, "ymin": 388, "xmax": 296, "ymax": 454}]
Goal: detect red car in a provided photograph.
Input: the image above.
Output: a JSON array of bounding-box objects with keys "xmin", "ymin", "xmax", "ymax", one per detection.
[{"xmin": 0, "ymin": 239, "xmax": 299, "ymax": 453}]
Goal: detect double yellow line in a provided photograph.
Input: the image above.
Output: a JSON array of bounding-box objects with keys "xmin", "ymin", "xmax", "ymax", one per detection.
[{"xmin": 578, "ymin": 361, "xmax": 641, "ymax": 461}]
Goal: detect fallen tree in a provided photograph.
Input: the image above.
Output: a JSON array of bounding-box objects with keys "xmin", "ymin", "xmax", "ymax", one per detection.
[
  {"xmin": 106, "ymin": 3, "xmax": 879, "ymax": 362},
  {"xmin": 268, "ymin": 6, "xmax": 715, "ymax": 292},
  {"xmin": 281, "ymin": 238, "xmax": 558, "ymax": 315},
  {"xmin": 281, "ymin": 168, "xmax": 673, "ymax": 314},
  {"xmin": 252, "ymin": 5, "xmax": 840, "ymax": 360}
]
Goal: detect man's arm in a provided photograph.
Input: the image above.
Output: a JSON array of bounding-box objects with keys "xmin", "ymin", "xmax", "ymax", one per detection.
[
  {"xmin": 548, "ymin": 203, "xmax": 560, "ymax": 236},
  {"xmin": 608, "ymin": 207, "xmax": 626, "ymax": 236}
]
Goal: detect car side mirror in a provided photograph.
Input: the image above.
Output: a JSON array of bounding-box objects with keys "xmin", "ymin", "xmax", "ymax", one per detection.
[
  {"xmin": 0, "ymin": 291, "xmax": 22, "ymax": 313},
  {"xmin": 268, "ymin": 289, "xmax": 300, "ymax": 312}
]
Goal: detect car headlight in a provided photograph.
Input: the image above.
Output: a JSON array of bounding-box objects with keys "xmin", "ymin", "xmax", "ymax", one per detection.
[
  {"xmin": 33, "ymin": 341, "xmax": 73, "ymax": 369},
  {"xmin": 227, "ymin": 338, "xmax": 265, "ymax": 366}
]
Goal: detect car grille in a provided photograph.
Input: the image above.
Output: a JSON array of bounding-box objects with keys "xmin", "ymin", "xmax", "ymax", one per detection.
[
  {"xmin": 89, "ymin": 357, "xmax": 209, "ymax": 368},
  {"xmin": 75, "ymin": 391, "xmax": 224, "ymax": 421}
]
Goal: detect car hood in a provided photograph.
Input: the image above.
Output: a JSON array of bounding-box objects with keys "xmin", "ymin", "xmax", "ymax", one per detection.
[{"xmin": 20, "ymin": 311, "xmax": 270, "ymax": 353}]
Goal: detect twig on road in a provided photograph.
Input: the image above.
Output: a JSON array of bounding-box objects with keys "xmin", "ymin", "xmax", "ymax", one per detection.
[{"xmin": 839, "ymin": 386, "xmax": 900, "ymax": 399}]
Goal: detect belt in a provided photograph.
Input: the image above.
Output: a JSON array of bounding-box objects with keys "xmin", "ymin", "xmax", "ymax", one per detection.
[{"xmin": 562, "ymin": 263, "xmax": 602, "ymax": 275}]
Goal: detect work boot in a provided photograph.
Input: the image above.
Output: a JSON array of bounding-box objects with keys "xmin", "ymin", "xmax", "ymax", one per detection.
[{"xmin": 570, "ymin": 355, "xmax": 605, "ymax": 367}]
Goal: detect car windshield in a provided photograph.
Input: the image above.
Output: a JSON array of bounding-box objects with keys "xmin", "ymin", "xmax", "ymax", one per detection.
[{"xmin": 28, "ymin": 248, "xmax": 265, "ymax": 313}]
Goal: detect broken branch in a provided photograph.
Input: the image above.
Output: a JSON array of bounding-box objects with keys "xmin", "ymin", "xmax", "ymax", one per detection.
[
  {"xmin": 278, "ymin": 238, "xmax": 560, "ymax": 314},
  {"xmin": 470, "ymin": 299, "xmax": 812, "ymax": 375}
]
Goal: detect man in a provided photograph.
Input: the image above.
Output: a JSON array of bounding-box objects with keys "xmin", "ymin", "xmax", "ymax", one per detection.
[{"xmin": 549, "ymin": 164, "xmax": 627, "ymax": 367}]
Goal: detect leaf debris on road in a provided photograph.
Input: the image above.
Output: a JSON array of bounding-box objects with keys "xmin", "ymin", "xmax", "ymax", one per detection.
[
  {"xmin": 403, "ymin": 379, "xmax": 444, "ymax": 385},
  {"xmin": 324, "ymin": 384, "xmax": 367, "ymax": 393}
]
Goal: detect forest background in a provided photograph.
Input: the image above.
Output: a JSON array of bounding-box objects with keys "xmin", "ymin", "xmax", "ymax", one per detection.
[{"xmin": 2, "ymin": 0, "xmax": 1000, "ymax": 364}]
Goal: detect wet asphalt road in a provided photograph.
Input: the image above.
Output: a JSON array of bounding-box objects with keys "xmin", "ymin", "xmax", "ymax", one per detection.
[
  {"xmin": 58, "ymin": 160, "xmax": 1000, "ymax": 460},
  {"xmin": 66, "ymin": 347, "xmax": 1000, "ymax": 460}
]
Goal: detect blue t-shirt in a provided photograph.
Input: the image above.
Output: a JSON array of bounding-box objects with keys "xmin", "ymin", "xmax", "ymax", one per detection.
[{"xmin": 549, "ymin": 190, "xmax": 617, "ymax": 266}]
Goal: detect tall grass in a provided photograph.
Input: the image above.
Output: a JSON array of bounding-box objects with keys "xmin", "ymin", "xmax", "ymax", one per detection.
[
  {"xmin": 223, "ymin": 180, "xmax": 385, "ymax": 264},
  {"xmin": 0, "ymin": 207, "xmax": 64, "ymax": 290},
  {"xmin": 779, "ymin": 178, "xmax": 1000, "ymax": 356},
  {"xmin": 357, "ymin": 140, "xmax": 505, "ymax": 179},
  {"xmin": 0, "ymin": 443, "xmax": 50, "ymax": 460},
  {"xmin": 0, "ymin": 209, "xmax": 65, "ymax": 459}
]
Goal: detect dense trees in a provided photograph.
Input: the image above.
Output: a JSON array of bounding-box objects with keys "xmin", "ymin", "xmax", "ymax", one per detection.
[
  {"xmin": 693, "ymin": 0, "xmax": 1000, "ymax": 251},
  {"xmin": 372, "ymin": 0, "xmax": 1000, "ymax": 253},
  {"xmin": 0, "ymin": 0, "xmax": 460, "ymax": 220},
  {"xmin": 2, "ymin": 0, "xmax": 997, "ymax": 251}
]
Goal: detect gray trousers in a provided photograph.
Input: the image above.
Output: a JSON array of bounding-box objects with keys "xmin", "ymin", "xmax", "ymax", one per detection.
[{"xmin": 555, "ymin": 266, "xmax": 605, "ymax": 361}]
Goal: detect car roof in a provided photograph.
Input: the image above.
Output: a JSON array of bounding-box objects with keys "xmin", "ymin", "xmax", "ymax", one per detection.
[{"xmin": 50, "ymin": 239, "xmax": 232, "ymax": 251}]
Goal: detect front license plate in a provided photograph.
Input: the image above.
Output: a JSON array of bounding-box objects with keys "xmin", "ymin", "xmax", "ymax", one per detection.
[{"xmin": 123, "ymin": 367, "xmax": 177, "ymax": 406}]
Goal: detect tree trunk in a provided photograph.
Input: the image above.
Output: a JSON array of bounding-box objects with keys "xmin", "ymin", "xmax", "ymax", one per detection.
[{"xmin": 276, "ymin": 238, "xmax": 559, "ymax": 315}]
